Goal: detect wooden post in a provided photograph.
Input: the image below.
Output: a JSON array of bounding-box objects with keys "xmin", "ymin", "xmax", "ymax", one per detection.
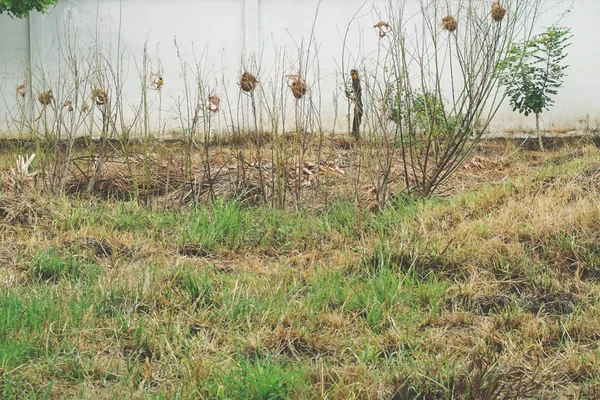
[{"xmin": 351, "ymin": 69, "xmax": 363, "ymax": 140}]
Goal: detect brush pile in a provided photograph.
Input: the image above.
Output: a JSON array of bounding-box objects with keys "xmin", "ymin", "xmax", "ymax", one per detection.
[{"xmin": 66, "ymin": 154, "xmax": 184, "ymax": 199}]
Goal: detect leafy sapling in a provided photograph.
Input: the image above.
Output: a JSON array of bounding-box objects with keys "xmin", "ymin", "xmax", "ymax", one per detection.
[{"xmin": 500, "ymin": 26, "xmax": 572, "ymax": 151}]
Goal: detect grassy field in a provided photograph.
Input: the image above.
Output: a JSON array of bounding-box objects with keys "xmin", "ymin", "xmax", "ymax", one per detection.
[{"xmin": 1, "ymin": 137, "xmax": 600, "ymax": 399}]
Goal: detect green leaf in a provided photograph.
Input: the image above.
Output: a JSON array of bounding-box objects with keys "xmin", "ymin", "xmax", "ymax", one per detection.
[{"xmin": 0, "ymin": 0, "xmax": 60, "ymax": 18}]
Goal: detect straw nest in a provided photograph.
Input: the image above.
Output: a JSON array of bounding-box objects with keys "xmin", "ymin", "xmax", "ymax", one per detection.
[
  {"xmin": 441, "ymin": 15, "xmax": 457, "ymax": 32},
  {"xmin": 492, "ymin": 2, "xmax": 507, "ymax": 22},
  {"xmin": 92, "ymin": 89, "xmax": 108, "ymax": 106},
  {"xmin": 287, "ymin": 75, "xmax": 308, "ymax": 99},
  {"xmin": 373, "ymin": 21, "xmax": 392, "ymax": 39},
  {"xmin": 240, "ymin": 71, "xmax": 258, "ymax": 93},
  {"xmin": 38, "ymin": 91, "xmax": 54, "ymax": 106},
  {"xmin": 63, "ymin": 99, "xmax": 74, "ymax": 112},
  {"xmin": 16, "ymin": 84, "xmax": 26, "ymax": 98},
  {"xmin": 208, "ymin": 95, "xmax": 220, "ymax": 113}
]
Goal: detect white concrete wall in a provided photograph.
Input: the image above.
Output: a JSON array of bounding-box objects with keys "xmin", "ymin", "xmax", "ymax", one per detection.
[
  {"xmin": 0, "ymin": 16, "xmax": 29, "ymax": 135},
  {"xmin": 493, "ymin": 0, "xmax": 600, "ymax": 135},
  {"xmin": 0, "ymin": 0, "xmax": 596, "ymax": 137}
]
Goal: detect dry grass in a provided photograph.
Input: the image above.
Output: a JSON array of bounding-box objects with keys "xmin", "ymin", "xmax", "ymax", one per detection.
[{"xmin": 0, "ymin": 138, "xmax": 600, "ymax": 398}]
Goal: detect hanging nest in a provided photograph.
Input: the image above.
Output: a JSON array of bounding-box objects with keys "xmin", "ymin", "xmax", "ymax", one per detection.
[
  {"xmin": 92, "ymin": 89, "xmax": 108, "ymax": 106},
  {"xmin": 374, "ymin": 21, "xmax": 392, "ymax": 39},
  {"xmin": 38, "ymin": 91, "xmax": 54, "ymax": 106},
  {"xmin": 16, "ymin": 83, "xmax": 26, "ymax": 98},
  {"xmin": 491, "ymin": 2, "xmax": 507, "ymax": 22},
  {"xmin": 287, "ymin": 75, "xmax": 308, "ymax": 99},
  {"xmin": 81, "ymin": 102, "xmax": 90, "ymax": 113},
  {"xmin": 63, "ymin": 99, "xmax": 74, "ymax": 112},
  {"xmin": 441, "ymin": 15, "xmax": 457, "ymax": 32},
  {"xmin": 240, "ymin": 71, "xmax": 258, "ymax": 93},
  {"xmin": 208, "ymin": 95, "xmax": 220, "ymax": 113}
]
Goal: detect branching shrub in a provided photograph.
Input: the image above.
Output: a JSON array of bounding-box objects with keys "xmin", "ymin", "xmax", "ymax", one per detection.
[{"xmin": 368, "ymin": 0, "xmax": 544, "ymax": 197}]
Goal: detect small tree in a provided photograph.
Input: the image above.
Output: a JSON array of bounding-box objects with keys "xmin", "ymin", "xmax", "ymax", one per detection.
[
  {"xmin": 0, "ymin": 0, "xmax": 59, "ymax": 18},
  {"xmin": 500, "ymin": 26, "xmax": 572, "ymax": 151}
]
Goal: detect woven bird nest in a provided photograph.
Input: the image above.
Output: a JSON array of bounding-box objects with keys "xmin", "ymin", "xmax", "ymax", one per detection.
[
  {"xmin": 441, "ymin": 15, "xmax": 457, "ymax": 32},
  {"xmin": 240, "ymin": 71, "xmax": 258, "ymax": 92},
  {"xmin": 16, "ymin": 83, "xmax": 26, "ymax": 98},
  {"xmin": 38, "ymin": 91, "xmax": 54, "ymax": 106},
  {"xmin": 208, "ymin": 95, "xmax": 220, "ymax": 113},
  {"xmin": 491, "ymin": 2, "xmax": 507, "ymax": 22},
  {"xmin": 63, "ymin": 99, "xmax": 74, "ymax": 112},
  {"xmin": 373, "ymin": 21, "xmax": 392, "ymax": 39},
  {"xmin": 287, "ymin": 75, "xmax": 308, "ymax": 99},
  {"xmin": 92, "ymin": 89, "xmax": 108, "ymax": 106}
]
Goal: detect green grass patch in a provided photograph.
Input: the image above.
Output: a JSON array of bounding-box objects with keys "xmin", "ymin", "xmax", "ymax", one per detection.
[
  {"xmin": 29, "ymin": 248, "xmax": 101, "ymax": 282},
  {"xmin": 203, "ymin": 355, "xmax": 310, "ymax": 399}
]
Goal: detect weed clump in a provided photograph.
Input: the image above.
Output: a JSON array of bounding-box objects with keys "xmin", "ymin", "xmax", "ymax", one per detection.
[
  {"xmin": 30, "ymin": 248, "xmax": 100, "ymax": 282},
  {"xmin": 205, "ymin": 356, "xmax": 309, "ymax": 399}
]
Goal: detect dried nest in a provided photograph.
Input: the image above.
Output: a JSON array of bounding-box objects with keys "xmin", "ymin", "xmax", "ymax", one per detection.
[
  {"xmin": 38, "ymin": 91, "xmax": 54, "ymax": 106},
  {"xmin": 287, "ymin": 75, "xmax": 308, "ymax": 99},
  {"xmin": 92, "ymin": 89, "xmax": 108, "ymax": 106},
  {"xmin": 240, "ymin": 71, "xmax": 258, "ymax": 93},
  {"xmin": 16, "ymin": 83, "xmax": 26, "ymax": 98},
  {"xmin": 442, "ymin": 15, "xmax": 457, "ymax": 32},
  {"xmin": 291, "ymin": 80, "xmax": 308, "ymax": 99},
  {"xmin": 63, "ymin": 99, "xmax": 74, "ymax": 112},
  {"xmin": 374, "ymin": 21, "xmax": 392, "ymax": 39},
  {"xmin": 208, "ymin": 95, "xmax": 220, "ymax": 113},
  {"xmin": 81, "ymin": 103, "xmax": 90, "ymax": 113},
  {"xmin": 491, "ymin": 2, "xmax": 507, "ymax": 22}
]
